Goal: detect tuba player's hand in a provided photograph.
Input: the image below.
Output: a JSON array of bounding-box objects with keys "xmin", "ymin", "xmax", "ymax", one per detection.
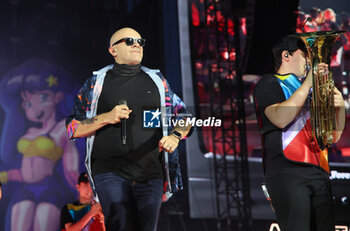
[
  {"xmin": 317, "ymin": 63, "xmax": 329, "ymax": 76},
  {"xmin": 333, "ymin": 87, "xmax": 345, "ymax": 109}
]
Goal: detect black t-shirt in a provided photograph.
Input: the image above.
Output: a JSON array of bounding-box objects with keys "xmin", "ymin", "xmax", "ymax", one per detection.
[
  {"xmin": 254, "ymin": 74, "xmax": 329, "ymax": 180},
  {"xmin": 60, "ymin": 201, "xmax": 92, "ymax": 230},
  {"xmin": 91, "ymin": 69, "xmax": 163, "ymax": 182}
]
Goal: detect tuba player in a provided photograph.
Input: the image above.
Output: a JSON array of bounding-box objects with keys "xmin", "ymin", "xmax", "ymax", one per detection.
[{"xmin": 254, "ymin": 35, "xmax": 345, "ymax": 231}]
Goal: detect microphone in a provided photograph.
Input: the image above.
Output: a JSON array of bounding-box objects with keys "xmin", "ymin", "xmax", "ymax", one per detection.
[
  {"xmin": 301, "ymin": 17, "xmax": 312, "ymax": 28},
  {"xmin": 118, "ymin": 99, "xmax": 127, "ymax": 145}
]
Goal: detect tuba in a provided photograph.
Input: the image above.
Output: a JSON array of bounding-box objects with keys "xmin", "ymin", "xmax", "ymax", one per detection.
[{"xmin": 296, "ymin": 30, "xmax": 345, "ymax": 150}]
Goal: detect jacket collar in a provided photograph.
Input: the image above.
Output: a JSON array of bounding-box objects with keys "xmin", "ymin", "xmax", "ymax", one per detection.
[{"xmin": 92, "ymin": 64, "xmax": 113, "ymax": 75}]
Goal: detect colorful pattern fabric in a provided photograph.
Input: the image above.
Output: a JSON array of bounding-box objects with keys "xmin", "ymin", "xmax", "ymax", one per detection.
[
  {"xmin": 276, "ymin": 74, "xmax": 329, "ymax": 172},
  {"xmin": 61, "ymin": 201, "xmax": 104, "ymax": 231},
  {"xmin": 66, "ymin": 203, "xmax": 91, "ymax": 225}
]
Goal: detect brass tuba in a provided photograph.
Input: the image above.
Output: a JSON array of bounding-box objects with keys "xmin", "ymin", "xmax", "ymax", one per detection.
[{"xmin": 296, "ymin": 30, "xmax": 345, "ymax": 150}]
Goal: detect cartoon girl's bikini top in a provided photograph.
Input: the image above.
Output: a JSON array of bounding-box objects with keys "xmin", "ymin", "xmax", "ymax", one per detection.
[{"xmin": 17, "ymin": 133, "xmax": 63, "ymax": 162}]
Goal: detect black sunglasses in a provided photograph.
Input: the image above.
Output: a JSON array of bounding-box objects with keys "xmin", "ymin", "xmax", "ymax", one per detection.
[{"xmin": 112, "ymin": 37, "xmax": 146, "ymax": 47}]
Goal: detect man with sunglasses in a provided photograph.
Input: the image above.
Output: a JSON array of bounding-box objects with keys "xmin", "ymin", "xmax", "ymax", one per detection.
[{"xmin": 66, "ymin": 27, "xmax": 192, "ymax": 231}]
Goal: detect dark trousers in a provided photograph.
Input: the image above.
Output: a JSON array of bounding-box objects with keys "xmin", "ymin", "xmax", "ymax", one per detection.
[
  {"xmin": 266, "ymin": 174, "xmax": 335, "ymax": 231},
  {"xmin": 93, "ymin": 172, "xmax": 163, "ymax": 231}
]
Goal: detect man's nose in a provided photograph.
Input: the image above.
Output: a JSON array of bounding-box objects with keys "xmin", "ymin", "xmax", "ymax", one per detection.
[{"xmin": 133, "ymin": 41, "xmax": 141, "ymax": 48}]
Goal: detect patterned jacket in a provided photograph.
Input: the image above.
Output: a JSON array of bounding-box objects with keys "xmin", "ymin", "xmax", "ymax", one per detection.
[{"xmin": 66, "ymin": 64, "xmax": 191, "ymax": 201}]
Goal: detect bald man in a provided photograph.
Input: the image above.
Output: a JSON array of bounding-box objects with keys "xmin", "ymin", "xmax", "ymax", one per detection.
[{"xmin": 66, "ymin": 28, "xmax": 192, "ymax": 231}]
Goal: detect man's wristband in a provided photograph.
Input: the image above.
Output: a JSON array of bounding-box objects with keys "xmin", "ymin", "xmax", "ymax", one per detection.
[{"xmin": 170, "ymin": 130, "xmax": 182, "ymax": 141}]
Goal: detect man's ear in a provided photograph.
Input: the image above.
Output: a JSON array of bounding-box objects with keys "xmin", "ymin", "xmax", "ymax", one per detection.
[
  {"xmin": 282, "ymin": 51, "xmax": 290, "ymax": 60},
  {"xmin": 108, "ymin": 46, "xmax": 117, "ymax": 57}
]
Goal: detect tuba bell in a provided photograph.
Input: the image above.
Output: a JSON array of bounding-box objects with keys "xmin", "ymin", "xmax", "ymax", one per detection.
[{"xmin": 295, "ymin": 30, "xmax": 345, "ymax": 150}]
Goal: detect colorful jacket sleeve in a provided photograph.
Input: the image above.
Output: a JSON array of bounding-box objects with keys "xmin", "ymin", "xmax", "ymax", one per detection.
[
  {"xmin": 158, "ymin": 72, "xmax": 194, "ymax": 193},
  {"xmin": 65, "ymin": 77, "xmax": 93, "ymax": 140},
  {"xmin": 162, "ymin": 75, "xmax": 193, "ymax": 137}
]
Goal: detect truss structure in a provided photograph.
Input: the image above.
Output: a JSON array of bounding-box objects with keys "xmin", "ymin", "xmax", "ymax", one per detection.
[{"xmin": 189, "ymin": 0, "xmax": 255, "ymax": 230}]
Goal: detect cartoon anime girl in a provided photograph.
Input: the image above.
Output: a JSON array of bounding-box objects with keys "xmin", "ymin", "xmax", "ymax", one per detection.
[{"xmin": 0, "ymin": 59, "xmax": 81, "ymax": 231}]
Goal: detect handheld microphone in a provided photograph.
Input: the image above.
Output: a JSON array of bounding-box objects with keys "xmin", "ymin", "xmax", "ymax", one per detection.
[
  {"xmin": 301, "ymin": 17, "xmax": 312, "ymax": 29},
  {"xmin": 119, "ymin": 99, "xmax": 127, "ymax": 145}
]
